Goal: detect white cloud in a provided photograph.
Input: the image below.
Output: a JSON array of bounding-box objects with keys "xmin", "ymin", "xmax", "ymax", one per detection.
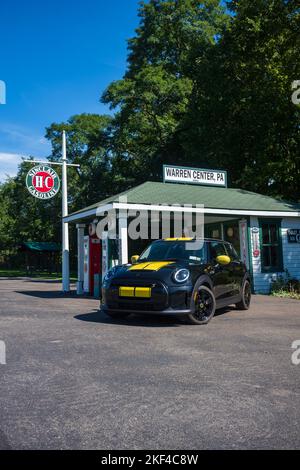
[
  {"xmin": 0, "ymin": 122, "xmax": 51, "ymax": 160},
  {"xmin": 0, "ymin": 152, "xmax": 26, "ymax": 182},
  {"xmin": 0, "ymin": 123, "xmax": 48, "ymax": 151},
  {"xmin": 0, "ymin": 152, "xmax": 27, "ymax": 162},
  {"xmin": 0, "ymin": 123, "xmax": 52, "ymax": 183}
]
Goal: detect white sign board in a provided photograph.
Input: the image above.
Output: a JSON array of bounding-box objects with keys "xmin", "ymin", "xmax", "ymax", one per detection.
[
  {"xmin": 102, "ymin": 236, "xmax": 109, "ymax": 280},
  {"xmin": 239, "ymin": 219, "xmax": 249, "ymax": 269},
  {"xmin": 83, "ymin": 236, "xmax": 90, "ymax": 293},
  {"xmin": 163, "ymin": 165, "xmax": 227, "ymax": 187}
]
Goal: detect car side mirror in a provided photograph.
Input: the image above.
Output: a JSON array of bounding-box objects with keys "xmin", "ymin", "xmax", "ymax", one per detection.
[
  {"xmin": 131, "ymin": 255, "xmax": 139, "ymax": 264},
  {"xmin": 216, "ymin": 255, "xmax": 231, "ymax": 266}
]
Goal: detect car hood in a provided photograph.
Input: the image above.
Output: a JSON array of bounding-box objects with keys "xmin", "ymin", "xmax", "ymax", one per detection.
[
  {"xmin": 129, "ymin": 260, "xmax": 179, "ymax": 272},
  {"xmin": 108, "ymin": 260, "xmax": 190, "ymax": 283}
]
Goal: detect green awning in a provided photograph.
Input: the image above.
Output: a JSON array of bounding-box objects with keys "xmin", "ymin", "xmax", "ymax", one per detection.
[
  {"xmin": 20, "ymin": 242, "xmax": 61, "ymax": 252},
  {"xmin": 68, "ymin": 181, "xmax": 300, "ymax": 220}
]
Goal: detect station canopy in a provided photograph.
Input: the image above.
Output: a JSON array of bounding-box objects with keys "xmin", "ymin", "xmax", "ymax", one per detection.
[
  {"xmin": 67, "ymin": 181, "xmax": 300, "ymax": 221},
  {"xmin": 19, "ymin": 242, "xmax": 61, "ymax": 252}
]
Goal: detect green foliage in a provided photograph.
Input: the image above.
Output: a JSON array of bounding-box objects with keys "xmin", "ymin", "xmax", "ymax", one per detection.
[
  {"xmin": 0, "ymin": 113, "xmax": 113, "ymax": 267},
  {"xmin": 1, "ymin": 0, "xmax": 300, "ymax": 270},
  {"xmin": 45, "ymin": 113, "xmax": 113, "ymax": 208},
  {"xmin": 0, "ymin": 268, "xmax": 77, "ymax": 280},
  {"xmin": 103, "ymin": 0, "xmax": 300, "ymax": 200},
  {"xmin": 271, "ymin": 269, "xmax": 300, "ymax": 299},
  {"xmin": 102, "ymin": 0, "xmax": 228, "ymax": 185},
  {"xmin": 0, "ymin": 164, "xmax": 61, "ymax": 266},
  {"xmin": 185, "ymin": 0, "xmax": 300, "ymax": 199}
]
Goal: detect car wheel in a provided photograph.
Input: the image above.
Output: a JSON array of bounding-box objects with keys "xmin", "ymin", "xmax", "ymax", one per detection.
[
  {"xmin": 105, "ymin": 310, "xmax": 130, "ymax": 319},
  {"xmin": 187, "ymin": 285, "xmax": 216, "ymax": 325},
  {"xmin": 236, "ymin": 279, "xmax": 251, "ymax": 310}
]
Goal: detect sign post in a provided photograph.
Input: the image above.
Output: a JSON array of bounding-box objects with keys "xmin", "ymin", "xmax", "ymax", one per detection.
[
  {"xmin": 61, "ymin": 130, "xmax": 70, "ymax": 292},
  {"xmin": 24, "ymin": 131, "xmax": 80, "ymax": 293}
]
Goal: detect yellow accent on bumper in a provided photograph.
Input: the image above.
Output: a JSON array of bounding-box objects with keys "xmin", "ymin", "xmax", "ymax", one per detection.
[
  {"xmin": 119, "ymin": 286, "xmax": 151, "ymax": 298},
  {"xmin": 119, "ymin": 286, "xmax": 135, "ymax": 297},
  {"xmin": 135, "ymin": 287, "xmax": 151, "ymax": 298}
]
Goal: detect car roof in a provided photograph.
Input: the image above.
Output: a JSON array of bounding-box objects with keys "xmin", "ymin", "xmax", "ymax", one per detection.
[{"xmin": 155, "ymin": 238, "xmax": 231, "ymax": 244}]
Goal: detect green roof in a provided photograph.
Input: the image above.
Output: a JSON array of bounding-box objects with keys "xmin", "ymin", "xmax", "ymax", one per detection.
[
  {"xmin": 20, "ymin": 242, "xmax": 61, "ymax": 252},
  {"xmin": 69, "ymin": 181, "xmax": 300, "ymax": 218}
]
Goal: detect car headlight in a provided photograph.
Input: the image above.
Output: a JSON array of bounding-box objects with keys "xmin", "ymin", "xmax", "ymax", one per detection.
[
  {"xmin": 103, "ymin": 266, "xmax": 118, "ymax": 283},
  {"xmin": 173, "ymin": 268, "xmax": 190, "ymax": 283}
]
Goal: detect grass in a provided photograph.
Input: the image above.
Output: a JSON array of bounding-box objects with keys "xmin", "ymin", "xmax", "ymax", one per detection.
[
  {"xmin": 0, "ymin": 268, "xmax": 77, "ymax": 281},
  {"xmin": 270, "ymin": 271, "xmax": 300, "ymax": 300},
  {"xmin": 271, "ymin": 289, "xmax": 300, "ymax": 300}
]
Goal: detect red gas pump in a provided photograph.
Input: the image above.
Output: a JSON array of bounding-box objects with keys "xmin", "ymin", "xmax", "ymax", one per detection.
[{"xmin": 89, "ymin": 233, "xmax": 101, "ymax": 296}]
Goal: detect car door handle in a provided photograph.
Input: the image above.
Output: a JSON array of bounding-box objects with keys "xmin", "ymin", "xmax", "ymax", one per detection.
[{"xmin": 213, "ymin": 263, "xmax": 223, "ymax": 272}]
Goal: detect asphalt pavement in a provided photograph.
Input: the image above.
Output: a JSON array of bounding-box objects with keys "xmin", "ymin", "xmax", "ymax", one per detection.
[{"xmin": 0, "ymin": 278, "xmax": 300, "ymax": 450}]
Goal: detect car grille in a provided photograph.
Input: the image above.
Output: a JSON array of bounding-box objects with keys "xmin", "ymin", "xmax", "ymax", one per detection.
[{"xmin": 107, "ymin": 278, "xmax": 168, "ymax": 311}]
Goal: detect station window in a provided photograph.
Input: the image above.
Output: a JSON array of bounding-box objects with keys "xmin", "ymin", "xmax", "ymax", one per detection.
[{"xmin": 259, "ymin": 219, "xmax": 283, "ymax": 273}]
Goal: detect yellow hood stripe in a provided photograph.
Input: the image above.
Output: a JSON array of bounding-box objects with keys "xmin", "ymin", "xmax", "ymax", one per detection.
[
  {"xmin": 164, "ymin": 237, "xmax": 193, "ymax": 241},
  {"xmin": 128, "ymin": 262, "xmax": 151, "ymax": 271},
  {"xmin": 129, "ymin": 261, "xmax": 174, "ymax": 271}
]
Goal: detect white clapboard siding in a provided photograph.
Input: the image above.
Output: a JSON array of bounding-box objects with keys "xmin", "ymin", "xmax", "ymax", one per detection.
[
  {"xmin": 249, "ymin": 216, "xmax": 300, "ymax": 293},
  {"xmin": 281, "ymin": 218, "xmax": 300, "ymax": 280}
]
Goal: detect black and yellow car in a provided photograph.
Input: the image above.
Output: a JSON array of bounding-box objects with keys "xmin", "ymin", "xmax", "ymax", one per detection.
[{"xmin": 101, "ymin": 238, "xmax": 251, "ymax": 325}]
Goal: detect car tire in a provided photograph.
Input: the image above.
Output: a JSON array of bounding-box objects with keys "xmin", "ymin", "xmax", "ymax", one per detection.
[
  {"xmin": 105, "ymin": 310, "xmax": 130, "ymax": 319},
  {"xmin": 236, "ymin": 279, "xmax": 251, "ymax": 310},
  {"xmin": 186, "ymin": 285, "xmax": 216, "ymax": 325}
]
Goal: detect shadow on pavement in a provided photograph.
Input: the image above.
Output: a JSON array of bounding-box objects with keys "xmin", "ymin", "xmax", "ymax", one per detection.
[
  {"xmin": 74, "ymin": 309, "xmax": 185, "ymax": 327},
  {"xmin": 214, "ymin": 306, "xmax": 235, "ymax": 317},
  {"xmin": 0, "ymin": 277, "xmax": 62, "ymax": 283},
  {"xmin": 15, "ymin": 290, "xmax": 81, "ymax": 299},
  {"xmin": 0, "ymin": 429, "xmax": 11, "ymax": 450},
  {"xmin": 23, "ymin": 279, "xmax": 63, "ymax": 284}
]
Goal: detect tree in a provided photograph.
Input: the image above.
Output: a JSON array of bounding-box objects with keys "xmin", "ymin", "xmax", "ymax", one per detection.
[
  {"xmin": 102, "ymin": 0, "xmax": 229, "ymax": 184},
  {"xmin": 103, "ymin": 0, "xmax": 300, "ymax": 201},
  {"xmin": 0, "ymin": 167, "xmax": 61, "ymax": 266},
  {"xmin": 0, "ymin": 113, "xmax": 113, "ymax": 267},
  {"xmin": 2, "ymin": 0, "xmax": 300, "ymax": 270},
  {"xmin": 45, "ymin": 113, "xmax": 113, "ymax": 208},
  {"xmin": 183, "ymin": 0, "xmax": 300, "ymax": 199}
]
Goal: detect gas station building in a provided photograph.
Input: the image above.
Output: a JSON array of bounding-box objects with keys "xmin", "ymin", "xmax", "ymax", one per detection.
[{"xmin": 64, "ymin": 178, "xmax": 300, "ymax": 296}]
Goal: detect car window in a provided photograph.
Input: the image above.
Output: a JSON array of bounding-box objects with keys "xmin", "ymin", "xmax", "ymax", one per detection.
[
  {"xmin": 226, "ymin": 243, "xmax": 240, "ymax": 261},
  {"xmin": 139, "ymin": 241, "xmax": 206, "ymax": 264},
  {"xmin": 209, "ymin": 241, "xmax": 227, "ymax": 260}
]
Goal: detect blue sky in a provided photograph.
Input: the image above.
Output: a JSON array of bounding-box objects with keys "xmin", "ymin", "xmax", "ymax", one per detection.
[{"xmin": 0, "ymin": 0, "xmax": 140, "ymax": 181}]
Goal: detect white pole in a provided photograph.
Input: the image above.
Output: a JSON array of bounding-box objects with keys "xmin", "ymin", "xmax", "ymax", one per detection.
[
  {"xmin": 62, "ymin": 130, "xmax": 70, "ymax": 292},
  {"xmin": 76, "ymin": 224, "xmax": 85, "ymax": 295},
  {"xmin": 118, "ymin": 212, "xmax": 128, "ymax": 265}
]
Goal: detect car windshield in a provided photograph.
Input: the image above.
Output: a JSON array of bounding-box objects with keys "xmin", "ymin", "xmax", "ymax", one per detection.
[{"xmin": 138, "ymin": 240, "xmax": 206, "ymax": 264}]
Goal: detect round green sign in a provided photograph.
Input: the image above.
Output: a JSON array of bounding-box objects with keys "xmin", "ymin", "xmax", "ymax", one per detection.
[{"xmin": 26, "ymin": 165, "xmax": 60, "ymax": 199}]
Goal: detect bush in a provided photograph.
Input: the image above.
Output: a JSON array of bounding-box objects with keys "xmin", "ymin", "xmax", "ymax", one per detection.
[{"xmin": 271, "ymin": 270, "xmax": 300, "ymax": 299}]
